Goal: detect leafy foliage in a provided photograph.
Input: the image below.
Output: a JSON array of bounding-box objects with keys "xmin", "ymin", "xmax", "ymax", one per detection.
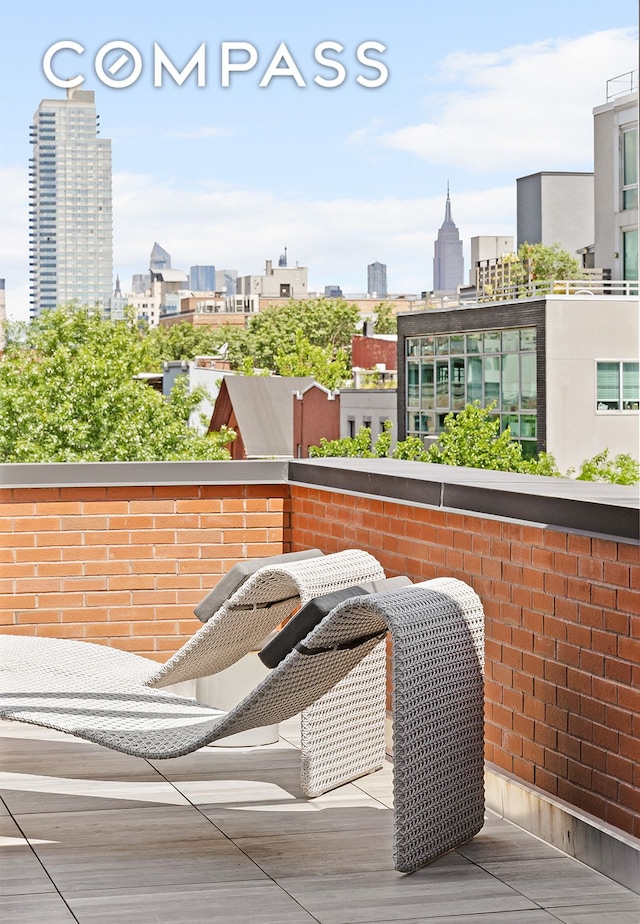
[
  {"xmin": 371, "ymin": 302, "xmax": 397, "ymax": 335},
  {"xmin": 425, "ymin": 402, "xmax": 528, "ymax": 471},
  {"xmin": 515, "ymin": 242, "xmax": 582, "ymax": 284},
  {"xmin": 0, "ymin": 305, "xmax": 233, "ymax": 462},
  {"xmin": 274, "ymin": 330, "xmax": 350, "ymax": 389},
  {"xmin": 309, "ymin": 404, "xmax": 566, "ymax": 475},
  {"xmin": 242, "ymin": 298, "xmax": 361, "ymax": 370},
  {"xmin": 310, "ymin": 419, "xmax": 430, "ymax": 461},
  {"xmin": 570, "ymin": 450, "xmax": 640, "ymax": 485}
]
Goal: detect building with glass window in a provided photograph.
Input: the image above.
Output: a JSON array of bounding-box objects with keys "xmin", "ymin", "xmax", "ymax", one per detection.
[
  {"xmin": 397, "ymin": 295, "xmax": 638, "ymax": 473},
  {"xmin": 29, "ymin": 88, "xmax": 113, "ymax": 319},
  {"xmin": 189, "ymin": 265, "xmax": 216, "ymax": 291},
  {"xmin": 367, "ymin": 261, "xmax": 388, "ymax": 297},
  {"xmin": 593, "ymin": 76, "xmax": 638, "ymax": 285}
]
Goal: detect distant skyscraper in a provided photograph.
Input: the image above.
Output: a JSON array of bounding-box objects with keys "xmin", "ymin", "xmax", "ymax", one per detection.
[
  {"xmin": 433, "ymin": 186, "xmax": 464, "ymax": 294},
  {"xmin": 215, "ymin": 269, "xmax": 238, "ymax": 295},
  {"xmin": 324, "ymin": 284, "xmax": 343, "ymax": 298},
  {"xmin": 367, "ymin": 261, "xmax": 388, "ymax": 297},
  {"xmin": 29, "ymin": 88, "xmax": 113, "ymax": 319},
  {"xmin": 131, "ymin": 273, "xmax": 151, "ymax": 295},
  {"xmin": 150, "ymin": 242, "xmax": 171, "ymax": 273},
  {"xmin": 189, "ymin": 265, "xmax": 216, "ymax": 291}
]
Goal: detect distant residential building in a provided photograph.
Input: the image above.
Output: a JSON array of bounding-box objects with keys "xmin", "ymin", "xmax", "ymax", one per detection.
[
  {"xmin": 516, "ymin": 172, "xmax": 594, "ymax": 259},
  {"xmin": 351, "ymin": 334, "xmax": 398, "ymax": 388},
  {"xmin": 469, "ymin": 236, "xmax": 514, "ymax": 286},
  {"xmin": 433, "ymin": 187, "xmax": 464, "ymax": 294},
  {"xmin": 189, "ymin": 265, "xmax": 216, "ymax": 291},
  {"xmin": 340, "ymin": 389, "xmax": 397, "ymax": 448},
  {"xmin": 159, "ymin": 293, "xmax": 258, "ymax": 329},
  {"xmin": 150, "ymin": 242, "xmax": 171, "ymax": 273},
  {"xmin": 215, "ymin": 269, "xmax": 238, "ymax": 296},
  {"xmin": 237, "ymin": 259, "xmax": 308, "ymax": 300},
  {"xmin": 208, "ymin": 376, "xmax": 315, "ymax": 459},
  {"xmin": 131, "ymin": 273, "xmax": 151, "ymax": 295},
  {"xmin": 293, "ymin": 382, "xmax": 341, "ymax": 457},
  {"xmin": 163, "ymin": 355, "xmax": 232, "ymax": 433},
  {"xmin": 367, "ymin": 262, "xmax": 388, "ymax": 297},
  {"xmin": 398, "ymin": 294, "xmax": 638, "ymax": 472},
  {"xmin": 593, "ymin": 74, "xmax": 638, "ymax": 283},
  {"xmin": 324, "ymin": 285, "xmax": 343, "ymax": 298},
  {"xmin": 29, "ymin": 88, "xmax": 113, "ymax": 319}
]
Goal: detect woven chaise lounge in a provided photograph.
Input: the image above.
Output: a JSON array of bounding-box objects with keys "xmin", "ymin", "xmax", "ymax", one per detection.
[{"xmin": 0, "ymin": 551, "xmax": 485, "ymax": 872}]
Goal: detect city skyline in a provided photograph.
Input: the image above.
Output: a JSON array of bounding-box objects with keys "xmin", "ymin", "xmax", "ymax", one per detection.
[{"xmin": 0, "ymin": 0, "xmax": 636, "ymax": 322}]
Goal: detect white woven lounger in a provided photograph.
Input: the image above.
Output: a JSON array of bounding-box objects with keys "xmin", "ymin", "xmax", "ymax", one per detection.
[
  {"xmin": 1, "ymin": 549, "xmax": 389, "ymax": 796},
  {"xmin": 0, "ymin": 577, "xmax": 484, "ymax": 873}
]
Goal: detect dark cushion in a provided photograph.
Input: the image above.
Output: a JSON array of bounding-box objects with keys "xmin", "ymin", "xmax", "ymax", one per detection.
[
  {"xmin": 193, "ymin": 549, "xmax": 324, "ymax": 623},
  {"xmin": 258, "ymin": 576, "xmax": 411, "ymax": 668}
]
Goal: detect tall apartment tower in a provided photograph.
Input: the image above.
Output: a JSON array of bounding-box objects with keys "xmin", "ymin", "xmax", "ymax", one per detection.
[
  {"xmin": 367, "ymin": 261, "xmax": 388, "ymax": 297},
  {"xmin": 433, "ymin": 187, "xmax": 464, "ymax": 294},
  {"xmin": 29, "ymin": 88, "xmax": 113, "ymax": 319}
]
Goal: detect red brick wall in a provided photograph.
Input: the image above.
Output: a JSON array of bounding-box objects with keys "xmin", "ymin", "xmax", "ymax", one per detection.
[
  {"xmin": 289, "ymin": 485, "xmax": 640, "ymax": 838},
  {"xmin": 293, "ymin": 388, "xmax": 340, "ymax": 457},
  {"xmin": 0, "ymin": 484, "xmax": 289, "ymax": 661},
  {"xmin": 352, "ymin": 336, "xmax": 397, "ymax": 371},
  {"xmin": 1, "ymin": 476, "xmax": 638, "ymax": 839}
]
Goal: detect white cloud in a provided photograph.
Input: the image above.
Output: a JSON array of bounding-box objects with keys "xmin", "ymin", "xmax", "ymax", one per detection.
[{"xmin": 364, "ymin": 28, "xmax": 638, "ymax": 174}]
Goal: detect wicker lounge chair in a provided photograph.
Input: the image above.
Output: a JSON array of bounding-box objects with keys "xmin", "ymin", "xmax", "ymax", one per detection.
[{"xmin": 0, "ymin": 574, "xmax": 484, "ymax": 872}]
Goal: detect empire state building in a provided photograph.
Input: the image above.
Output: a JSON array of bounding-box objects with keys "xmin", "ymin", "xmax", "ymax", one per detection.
[{"xmin": 433, "ymin": 186, "xmax": 464, "ymax": 294}]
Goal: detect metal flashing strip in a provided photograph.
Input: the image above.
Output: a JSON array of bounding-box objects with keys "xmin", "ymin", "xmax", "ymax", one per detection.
[
  {"xmin": 0, "ymin": 459, "xmax": 289, "ymax": 489},
  {"xmin": 287, "ymin": 460, "xmax": 640, "ymax": 542}
]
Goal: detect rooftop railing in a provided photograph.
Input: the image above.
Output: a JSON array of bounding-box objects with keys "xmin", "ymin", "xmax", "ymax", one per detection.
[{"xmin": 606, "ymin": 70, "xmax": 638, "ymax": 101}]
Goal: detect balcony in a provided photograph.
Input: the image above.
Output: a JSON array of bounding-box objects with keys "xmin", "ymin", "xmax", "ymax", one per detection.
[{"xmin": 1, "ymin": 458, "xmax": 639, "ymax": 918}]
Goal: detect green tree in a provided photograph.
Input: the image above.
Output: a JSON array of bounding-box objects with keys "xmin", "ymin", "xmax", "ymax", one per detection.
[
  {"xmin": 424, "ymin": 402, "xmax": 525, "ymax": 471},
  {"xmin": 310, "ymin": 420, "xmax": 430, "ymax": 461},
  {"xmin": 245, "ymin": 298, "xmax": 361, "ymax": 370},
  {"xmin": 571, "ymin": 450, "xmax": 639, "ymax": 485},
  {"xmin": 275, "ymin": 330, "xmax": 350, "ymax": 389},
  {"xmin": 371, "ymin": 302, "xmax": 397, "ymax": 335},
  {"xmin": 516, "ymin": 242, "xmax": 582, "ymax": 285},
  {"xmin": 0, "ymin": 305, "xmax": 233, "ymax": 462}
]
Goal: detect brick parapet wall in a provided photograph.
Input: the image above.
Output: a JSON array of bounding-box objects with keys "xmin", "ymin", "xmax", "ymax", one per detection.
[
  {"xmin": 1, "ymin": 469, "xmax": 638, "ymax": 840},
  {"xmin": 289, "ymin": 485, "xmax": 640, "ymax": 838},
  {"xmin": 0, "ymin": 484, "xmax": 288, "ymax": 660}
]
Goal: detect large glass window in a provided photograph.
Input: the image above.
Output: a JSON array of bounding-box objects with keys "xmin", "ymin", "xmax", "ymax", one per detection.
[
  {"xmin": 501, "ymin": 354, "xmax": 519, "ymax": 411},
  {"xmin": 436, "ymin": 361, "xmax": 449, "ymax": 408},
  {"xmin": 421, "ymin": 363, "xmax": 434, "ymax": 408},
  {"xmin": 597, "ymin": 361, "xmax": 640, "ymax": 411},
  {"xmin": 407, "ymin": 361, "xmax": 420, "ymax": 406},
  {"xmin": 623, "ymin": 229, "xmax": 638, "ymax": 283},
  {"xmin": 451, "ymin": 358, "xmax": 466, "ymax": 410},
  {"xmin": 622, "ymin": 127, "xmax": 638, "ymax": 211},
  {"xmin": 405, "ymin": 326, "xmax": 539, "ymax": 451}
]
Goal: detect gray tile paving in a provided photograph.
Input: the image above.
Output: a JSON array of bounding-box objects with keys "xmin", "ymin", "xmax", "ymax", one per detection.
[
  {"xmin": 65, "ymin": 882, "xmax": 318, "ymax": 923},
  {"xmin": 1, "ymin": 719, "xmax": 639, "ymax": 924},
  {"xmin": 0, "ymin": 892, "xmax": 77, "ymax": 923}
]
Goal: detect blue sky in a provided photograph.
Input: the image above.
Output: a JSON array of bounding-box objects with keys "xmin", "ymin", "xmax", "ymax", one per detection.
[{"xmin": 0, "ymin": 0, "xmax": 637, "ymax": 321}]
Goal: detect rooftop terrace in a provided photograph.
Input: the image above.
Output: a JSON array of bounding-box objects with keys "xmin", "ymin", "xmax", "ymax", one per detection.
[
  {"xmin": 1, "ymin": 457, "xmax": 639, "ymax": 916},
  {"xmin": 2, "ymin": 717, "xmax": 640, "ymax": 923}
]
